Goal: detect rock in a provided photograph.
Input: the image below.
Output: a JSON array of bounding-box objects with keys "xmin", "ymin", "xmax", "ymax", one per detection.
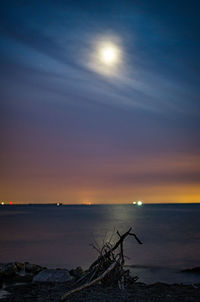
[
  {"xmin": 0, "ymin": 273, "xmax": 3, "ymax": 288},
  {"xmin": 69, "ymin": 266, "xmax": 84, "ymax": 279},
  {"xmin": 14, "ymin": 273, "xmax": 33, "ymax": 282},
  {"xmin": 33, "ymin": 269, "xmax": 73, "ymax": 283},
  {"xmin": 0, "ymin": 289, "xmax": 10, "ymax": 299},
  {"xmin": 25, "ymin": 263, "xmax": 44, "ymax": 275},
  {"xmin": 0, "ymin": 263, "xmax": 17, "ymax": 277},
  {"xmin": 181, "ymin": 267, "xmax": 200, "ymax": 274},
  {"xmin": 15, "ymin": 262, "xmax": 25, "ymax": 272},
  {"xmin": 0, "ymin": 262, "xmax": 45, "ymax": 283}
]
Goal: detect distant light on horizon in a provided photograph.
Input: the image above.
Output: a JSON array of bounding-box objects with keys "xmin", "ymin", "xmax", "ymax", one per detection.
[
  {"xmin": 81, "ymin": 201, "xmax": 92, "ymax": 205},
  {"xmin": 132, "ymin": 200, "xmax": 143, "ymax": 206}
]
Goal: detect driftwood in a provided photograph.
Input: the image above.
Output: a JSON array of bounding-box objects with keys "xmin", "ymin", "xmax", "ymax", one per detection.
[
  {"xmin": 89, "ymin": 228, "xmax": 142, "ymax": 269},
  {"xmin": 61, "ymin": 257, "xmax": 119, "ymax": 301},
  {"xmin": 61, "ymin": 227, "xmax": 142, "ymax": 301}
]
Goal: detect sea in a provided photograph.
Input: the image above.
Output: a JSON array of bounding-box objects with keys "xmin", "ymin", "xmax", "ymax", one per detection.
[{"xmin": 0, "ymin": 203, "xmax": 200, "ymax": 284}]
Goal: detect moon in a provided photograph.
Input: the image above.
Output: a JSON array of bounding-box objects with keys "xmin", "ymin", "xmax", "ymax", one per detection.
[
  {"xmin": 88, "ymin": 37, "xmax": 122, "ymax": 76},
  {"xmin": 99, "ymin": 44, "xmax": 119, "ymax": 65}
]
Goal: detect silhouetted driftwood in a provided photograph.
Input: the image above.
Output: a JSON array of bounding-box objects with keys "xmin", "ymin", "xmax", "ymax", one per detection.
[
  {"xmin": 61, "ymin": 227, "xmax": 142, "ymax": 301},
  {"xmin": 61, "ymin": 258, "xmax": 119, "ymax": 301}
]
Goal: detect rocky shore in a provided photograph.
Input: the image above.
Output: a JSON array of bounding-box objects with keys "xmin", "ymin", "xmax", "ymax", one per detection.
[{"xmin": 1, "ymin": 262, "xmax": 200, "ymax": 301}]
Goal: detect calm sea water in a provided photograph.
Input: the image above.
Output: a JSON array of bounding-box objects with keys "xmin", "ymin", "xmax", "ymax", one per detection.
[{"xmin": 0, "ymin": 204, "xmax": 200, "ymax": 284}]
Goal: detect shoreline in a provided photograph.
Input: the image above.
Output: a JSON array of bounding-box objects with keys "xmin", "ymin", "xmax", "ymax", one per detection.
[
  {"xmin": 1, "ymin": 262, "xmax": 200, "ymax": 301},
  {"xmin": 1, "ymin": 280, "xmax": 200, "ymax": 301}
]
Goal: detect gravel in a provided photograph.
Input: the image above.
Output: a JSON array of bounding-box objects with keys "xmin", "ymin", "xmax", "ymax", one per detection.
[{"xmin": 1, "ymin": 282, "xmax": 200, "ymax": 302}]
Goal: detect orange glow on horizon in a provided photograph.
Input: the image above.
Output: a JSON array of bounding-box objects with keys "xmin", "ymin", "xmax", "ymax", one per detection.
[
  {"xmin": 1, "ymin": 154, "xmax": 200, "ymax": 204},
  {"xmin": 81, "ymin": 201, "xmax": 92, "ymax": 205}
]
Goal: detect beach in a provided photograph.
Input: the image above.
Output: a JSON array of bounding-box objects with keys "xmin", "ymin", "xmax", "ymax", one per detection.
[{"xmin": 1, "ymin": 276, "xmax": 200, "ymax": 301}]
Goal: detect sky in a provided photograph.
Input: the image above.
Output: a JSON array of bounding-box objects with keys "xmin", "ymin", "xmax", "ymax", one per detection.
[{"xmin": 0, "ymin": 0, "xmax": 200, "ymax": 204}]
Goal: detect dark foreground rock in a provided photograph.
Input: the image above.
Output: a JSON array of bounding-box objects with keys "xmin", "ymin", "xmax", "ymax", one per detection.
[
  {"xmin": 33, "ymin": 269, "xmax": 72, "ymax": 283},
  {"xmin": 69, "ymin": 266, "xmax": 84, "ymax": 280},
  {"xmin": 0, "ymin": 262, "xmax": 46, "ymax": 283},
  {"xmin": 182, "ymin": 267, "xmax": 200, "ymax": 274},
  {"xmin": 1, "ymin": 282, "xmax": 200, "ymax": 302}
]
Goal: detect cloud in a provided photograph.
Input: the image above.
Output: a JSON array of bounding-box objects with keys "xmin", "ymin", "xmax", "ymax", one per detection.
[
  {"xmin": 1, "ymin": 0, "xmax": 199, "ymax": 115},
  {"xmin": 114, "ymin": 171, "xmax": 200, "ymax": 186}
]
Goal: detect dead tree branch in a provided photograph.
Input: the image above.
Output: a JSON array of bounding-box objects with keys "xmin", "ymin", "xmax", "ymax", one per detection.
[
  {"xmin": 61, "ymin": 258, "xmax": 119, "ymax": 301},
  {"xmin": 61, "ymin": 227, "xmax": 142, "ymax": 301}
]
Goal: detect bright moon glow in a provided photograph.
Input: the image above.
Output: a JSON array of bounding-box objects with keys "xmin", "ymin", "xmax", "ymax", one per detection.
[
  {"xmin": 88, "ymin": 37, "xmax": 122, "ymax": 76},
  {"xmin": 100, "ymin": 45, "xmax": 118, "ymax": 65}
]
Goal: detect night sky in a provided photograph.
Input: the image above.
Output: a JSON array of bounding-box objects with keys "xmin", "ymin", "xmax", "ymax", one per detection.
[{"xmin": 1, "ymin": 0, "xmax": 200, "ymax": 204}]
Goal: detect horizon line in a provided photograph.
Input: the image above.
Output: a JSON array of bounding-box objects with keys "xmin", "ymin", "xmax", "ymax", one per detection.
[{"xmin": 1, "ymin": 202, "xmax": 200, "ymax": 205}]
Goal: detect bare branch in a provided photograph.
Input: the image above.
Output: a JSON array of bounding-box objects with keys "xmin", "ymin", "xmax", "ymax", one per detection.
[
  {"xmin": 61, "ymin": 227, "xmax": 142, "ymax": 301},
  {"xmin": 129, "ymin": 233, "xmax": 143, "ymax": 244},
  {"xmin": 61, "ymin": 258, "xmax": 119, "ymax": 301}
]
